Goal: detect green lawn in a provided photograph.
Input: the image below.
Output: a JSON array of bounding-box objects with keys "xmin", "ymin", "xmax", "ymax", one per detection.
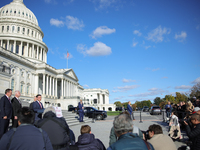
[{"xmin": 107, "ymin": 111, "xmax": 122, "ymax": 116}]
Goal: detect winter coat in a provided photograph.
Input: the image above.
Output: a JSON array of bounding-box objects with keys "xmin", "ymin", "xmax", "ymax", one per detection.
[
  {"xmin": 0, "ymin": 124, "xmax": 53, "ymax": 150},
  {"xmin": 36, "ymin": 111, "xmax": 70, "ymax": 150},
  {"xmin": 107, "ymin": 132, "xmax": 154, "ymax": 150},
  {"xmin": 75, "ymin": 133, "xmax": 105, "ymax": 150},
  {"xmin": 148, "ymin": 134, "xmax": 177, "ymax": 150},
  {"xmin": 185, "ymin": 123, "xmax": 200, "ymax": 150}
]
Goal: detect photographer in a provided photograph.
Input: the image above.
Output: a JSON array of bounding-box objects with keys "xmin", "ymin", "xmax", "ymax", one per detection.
[
  {"xmin": 184, "ymin": 113, "xmax": 200, "ymax": 150},
  {"xmin": 148, "ymin": 124, "xmax": 176, "ymax": 150}
]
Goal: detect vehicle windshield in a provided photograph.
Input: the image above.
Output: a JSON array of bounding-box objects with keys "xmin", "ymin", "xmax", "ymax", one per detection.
[
  {"xmin": 90, "ymin": 107, "xmax": 98, "ymax": 111},
  {"xmin": 143, "ymin": 106, "xmax": 148, "ymax": 108},
  {"xmin": 153, "ymin": 106, "xmax": 160, "ymax": 109}
]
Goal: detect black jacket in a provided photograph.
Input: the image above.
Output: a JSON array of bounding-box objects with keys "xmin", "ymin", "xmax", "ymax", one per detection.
[
  {"xmin": 0, "ymin": 95, "xmax": 12, "ymax": 119},
  {"xmin": 11, "ymin": 97, "xmax": 22, "ymax": 117},
  {"xmin": 75, "ymin": 133, "xmax": 105, "ymax": 150},
  {"xmin": 36, "ymin": 111, "xmax": 70, "ymax": 150},
  {"xmin": 185, "ymin": 123, "xmax": 200, "ymax": 150}
]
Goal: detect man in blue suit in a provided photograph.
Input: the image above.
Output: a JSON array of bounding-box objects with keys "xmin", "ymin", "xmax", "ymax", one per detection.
[
  {"xmin": 32, "ymin": 94, "xmax": 44, "ymax": 121},
  {"xmin": 78, "ymin": 99, "xmax": 84, "ymax": 122},
  {"xmin": 0, "ymin": 89, "xmax": 13, "ymax": 139},
  {"xmin": 127, "ymin": 101, "xmax": 134, "ymax": 120}
]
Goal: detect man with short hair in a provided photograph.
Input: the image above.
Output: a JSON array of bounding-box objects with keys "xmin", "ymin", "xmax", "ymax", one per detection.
[
  {"xmin": 148, "ymin": 124, "xmax": 176, "ymax": 150},
  {"xmin": 75, "ymin": 125, "xmax": 105, "ymax": 150},
  {"xmin": 11, "ymin": 90, "xmax": 22, "ymax": 128},
  {"xmin": 0, "ymin": 89, "xmax": 13, "ymax": 139},
  {"xmin": 107, "ymin": 114, "xmax": 154, "ymax": 150},
  {"xmin": 0, "ymin": 107, "xmax": 53, "ymax": 150},
  {"xmin": 32, "ymin": 94, "xmax": 44, "ymax": 121}
]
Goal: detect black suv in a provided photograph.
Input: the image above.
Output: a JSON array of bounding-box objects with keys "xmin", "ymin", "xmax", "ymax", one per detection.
[{"xmin": 83, "ymin": 107, "xmax": 107, "ymax": 120}]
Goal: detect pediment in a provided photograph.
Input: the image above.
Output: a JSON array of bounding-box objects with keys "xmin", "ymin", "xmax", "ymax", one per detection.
[{"xmin": 64, "ymin": 69, "xmax": 78, "ymax": 81}]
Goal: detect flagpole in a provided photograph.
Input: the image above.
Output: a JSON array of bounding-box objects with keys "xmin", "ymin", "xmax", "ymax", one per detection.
[{"xmin": 67, "ymin": 50, "xmax": 68, "ymax": 69}]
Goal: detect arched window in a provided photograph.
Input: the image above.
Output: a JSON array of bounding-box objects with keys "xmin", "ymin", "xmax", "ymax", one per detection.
[
  {"xmin": 22, "ymin": 28, "xmax": 25, "ymax": 34},
  {"xmin": 17, "ymin": 27, "xmax": 20, "ymax": 33},
  {"xmin": 14, "ymin": 10, "xmax": 16, "ymax": 14},
  {"xmin": 27, "ymin": 29, "xmax": 29, "ymax": 35},
  {"xmin": 27, "ymin": 85, "xmax": 29, "ymax": 94},
  {"xmin": 7, "ymin": 26, "xmax": 9, "ymax": 32},
  {"xmin": 12, "ymin": 26, "xmax": 15, "ymax": 33},
  {"xmin": 2, "ymin": 26, "xmax": 4, "ymax": 32}
]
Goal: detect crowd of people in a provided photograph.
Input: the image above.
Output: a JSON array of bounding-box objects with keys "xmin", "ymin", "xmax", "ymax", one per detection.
[{"xmin": 0, "ymin": 88, "xmax": 200, "ymax": 150}]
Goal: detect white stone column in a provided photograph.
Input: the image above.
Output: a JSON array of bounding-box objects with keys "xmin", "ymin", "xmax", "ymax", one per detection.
[
  {"xmin": 55, "ymin": 78, "xmax": 57, "ymax": 97},
  {"xmin": 37, "ymin": 46, "xmax": 39, "ymax": 59},
  {"xmin": 43, "ymin": 74, "xmax": 45, "ymax": 95},
  {"xmin": 13, "ymin": 40, "xmax": 16, "ymax": 53},
  {"xmin": 0, "ymin": 40, "xmax": 2, "ymax": 47},
  {"xmin": 52, "ymin": 77, "xmax": 55, "ymax": 97},
  {"xmin": 25, "ymin": 42, "xmax": 28, "ymax": 57},
  {"xmin": 7, "ymin": 40, "xmax": 9, "ymax": 50},
  {"xmin": 19, "ymin": 41, "xmax": 22, "ymax": 56},
  {"xmin": 63, "ymin": 80, "xmax": 66, "ymax": 98},
  {"xmin": 35, "ymin": 74, "xmax": 39, "ymax": 95},
  {"xmin": 32, "ymin": 44, "xmax": 34, "ymax": 58},
  {"xmin": 61, "ymin": 78, "xmax": 63, "ymax": 98},
  {"xmin": 46, "ymin": 75, "xmax": 49, "ymax": 96},
  {"xmin": 49, "ymin": 76, "xmax": 52, "ymax": 96}
]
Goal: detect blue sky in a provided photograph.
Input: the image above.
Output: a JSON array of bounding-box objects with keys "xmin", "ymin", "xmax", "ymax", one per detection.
[{"xmin": 1, "ymin": 0, "xmax": 200, "ymax": 103}]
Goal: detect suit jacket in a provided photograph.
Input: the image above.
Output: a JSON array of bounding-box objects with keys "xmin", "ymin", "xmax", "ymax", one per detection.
[
  {"xmin": 127, "ymin": 104, "xmax": 133, "ymax": 115},
  {"xmin": 11, "ymin": 97, "xmax": 22, "ymax": 117},
  {"xmin": 32, "ymin": 101, "xmax": 44, "ymax": 121},
  {"xmin": 0, "ymin": 95, "xmax": 13, "ymax": 119}
]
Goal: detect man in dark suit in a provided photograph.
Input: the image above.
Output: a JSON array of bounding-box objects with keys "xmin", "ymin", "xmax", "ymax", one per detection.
[
  {"xmin": 32, "ymin": 94, "xmax": 44, "ymax": 121},
  {"xmin": 0, "ymin": 88, "xmax": 13, "ymax": 139},
  {"xmin": 11, "ymin": 90, "xmax": 22, "ymax": 128}
]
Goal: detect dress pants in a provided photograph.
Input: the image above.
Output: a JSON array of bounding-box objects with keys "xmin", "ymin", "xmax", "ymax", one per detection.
[
  {"xmin": 12, "ymin": 119, "xmax": 18, "ymax": 128},
  {"xmin": 0, "ymin": 119, "xmax": 9, "ymax": 139}
]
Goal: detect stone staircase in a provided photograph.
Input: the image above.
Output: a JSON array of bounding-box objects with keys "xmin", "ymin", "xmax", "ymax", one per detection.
[
  {"xmin": 62, "ymin": 110, "xmax": 93, "ymax": 127},
  {"xmin": 8, "ymin": 99, "xmax": 93, "ymax": 127}
]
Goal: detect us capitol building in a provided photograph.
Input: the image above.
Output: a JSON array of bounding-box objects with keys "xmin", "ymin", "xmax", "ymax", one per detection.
[{"xmin": 0, "ymin": 0, "xmax": 115, "ymax": 111}]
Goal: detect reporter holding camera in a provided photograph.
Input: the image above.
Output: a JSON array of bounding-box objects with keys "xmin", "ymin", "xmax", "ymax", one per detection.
[
  {"xmin": 147, "ymin": 124, "xmax": 176, "ymax": 150},
  {"xmin": 184, "ymin": 113, "xmax": 200, "ymax": 150}
]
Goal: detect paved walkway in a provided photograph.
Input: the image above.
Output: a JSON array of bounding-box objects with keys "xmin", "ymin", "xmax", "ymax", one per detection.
[{"xmin": 70, "ymin": 112, "xmax": 187, "ymax": 149}]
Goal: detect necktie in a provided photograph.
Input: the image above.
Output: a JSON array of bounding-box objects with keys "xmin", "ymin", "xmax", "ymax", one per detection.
[
  {"xmin": 8, "ymin": 98, "xmax": 11, "ymax": 103},
  {"xmin": 38, "ymin": 101, "xmax": 42, "ymax": 108}
]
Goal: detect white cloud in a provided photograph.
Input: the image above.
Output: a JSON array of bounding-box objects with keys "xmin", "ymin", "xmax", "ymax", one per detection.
[
  {"xmin": 83, "ymin": 84, "xmax": 90, "ymax": 88},
  {"xmin": 133, "ymin": 30, "xmax": 142, "ymax": 36},
  {"xmin": 114, "ymin": 85, "xmax": 140, "ymax": 92},
  {"xmin": 148, "ymin": 88, "xmax": 158, "ymax": 91},
  {"xmin": 50, "ymin": 18, "xmax": 64, "ymax": 27},
  {"xmin": 175, "ymin": 85, "xmax": 192, "ymax": 89},
  {"xmin": 146, "ymin": 68, "xmax": 160, "ymax": 72},
  {"xmin": 66, "ymin": 16, "xmax": 85, "ymax": 30},
  {"xmin": 174, "ymin": 31, "xmax": 187, "ymax": 42},
  {"xmin": 132, "ymin": 38, "xmax": 138, "ymax": 47},
  {"xmin": 122, "ymin": 79, "xmax": 136, "ymax": 83},
  {"xmin": 77, "ymin": 42, "xmax": 112, "ymax": 56},
  {"xmin": 90, "ymin": 26, "xmax": 116, "ymax": 39},
  {"xmin": 129, "ymin": 89, "xmax": 166, "ymax": 97},
  {"xmin": 191, "ymin": 77, "xmax": 200, "ymax": 84},
  {"xmin": 113, "ymin": 96, "xmax": 124, "ymax": 100},
  {"xmin": 44, "ymin": 0, "xmax": 57, "ymax": 4},
  {"xmin": 91, "ymin": 0, "xmax": 120, "ymax": 10},
  {"xmin": 145, "ymin": 46, "xmax": 151, "ymax": 49},
  {"xmin": 162, "ymin": 76, "xmax": 168, "ymax": 79},
  {"xmin": 146, "ymin": 25, "xmax": 171, "ymax": 43}
]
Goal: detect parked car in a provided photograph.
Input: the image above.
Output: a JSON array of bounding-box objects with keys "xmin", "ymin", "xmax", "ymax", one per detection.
[
  {"xmin": 150, "ymin": 106, "xmax": 161, "ymax": 115},
  {"xmin": 142, "ymin": 106, "xmax": 149, "ymax": 112},
  {"xmin": 83, "ymin": 107, "xmax": 107, "ymax": 120},
  {"xmin": 68, "ymin": 107, "xmax": 77, "ymax": 112}
]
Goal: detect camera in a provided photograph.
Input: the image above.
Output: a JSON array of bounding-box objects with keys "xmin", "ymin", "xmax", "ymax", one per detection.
[{"xmin": 141, "ymin": 130, "xmax": 150, "ymax": 140}]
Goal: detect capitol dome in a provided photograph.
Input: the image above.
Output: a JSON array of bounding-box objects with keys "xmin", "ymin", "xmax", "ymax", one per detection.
[
  {"xmin": 0, "ymin": 0, "xmax": 38, "ymax": 26},
  {"xmin": 0, "ymin": 0, "xmax": 48, "ymax": 63}
]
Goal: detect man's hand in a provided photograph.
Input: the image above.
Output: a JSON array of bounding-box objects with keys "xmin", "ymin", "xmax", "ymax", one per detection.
[
  {"xmin": 14, "ymin": 116, "xmax": 18, "ymax": 120},
  {"xmin": 3, "ymin": 116, "xmax": 7, "ymax": 119},
  {"xmin": 184, "ymin": 121, "xmax": 188, "ymax": 126}
]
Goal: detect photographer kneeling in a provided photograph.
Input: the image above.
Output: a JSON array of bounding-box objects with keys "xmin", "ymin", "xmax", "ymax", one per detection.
[{"xmin": 148, "ymin": 124, "xmax": 176, "ymax": 150}]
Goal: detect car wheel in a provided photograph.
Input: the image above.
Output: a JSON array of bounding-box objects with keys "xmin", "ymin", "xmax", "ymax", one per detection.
[{"xmin": 96, "ymin": 115, "xmax": 103, "ymax": 120}]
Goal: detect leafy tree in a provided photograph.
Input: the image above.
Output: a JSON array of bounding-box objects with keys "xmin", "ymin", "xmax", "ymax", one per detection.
[
  {"xmin": 190, "ymin": 82, "xmax": 200, "ymax": 98},
  {"xmin": 159, "ymin": 101, "xmax": 166, "ymax": 109},
  {"xmin": 154, "ymin": 97, "xmax": 163, "ymax": 105},
  {"xmin": 135, "ymin": 101, "xmax": 142, "ymax": 109},
  {"xmin": 132, "ymin": 104, "xmax": 137, "ymax": 111},
  {"xmin": 122, "ymin": 102, "xmax": 129, "ymax": 109},
  {"xmin": 163, "ymin": 95, "xmax": 175, "ymax": 104},
  {"xmin": 114, "ymin": 101, "xmax": 122, "ymax": 107},
  {"xmin": 175, "ymin": 92, "xmax": 188, "ymax": 103}
]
